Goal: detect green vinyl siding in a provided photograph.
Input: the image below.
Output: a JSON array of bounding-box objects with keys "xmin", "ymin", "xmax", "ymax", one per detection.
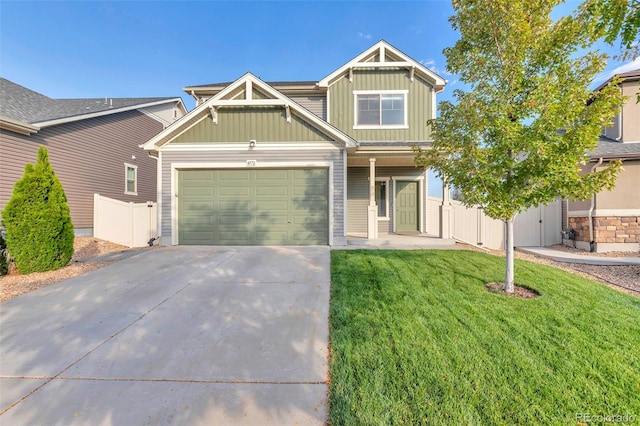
[
  {"xmin": 172, "ymin": 107, "xmax": 333, "ymax": 143},
  {"xmin": 329, "ymin": 69, "xmax": 433, "ymax": 141},
  {"xmin": 178, "ymin": 168, "xmax": 328, "ymax": 245}
]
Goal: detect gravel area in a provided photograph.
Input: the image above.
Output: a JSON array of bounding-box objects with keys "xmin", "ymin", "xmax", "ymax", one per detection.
[
  {"xmin": 0, "ymin": 238, "xmax": 150, "ymax": 303},
  {"xmin": 462, "ymin": 244, "xmax": 640, "ymax": 297}
]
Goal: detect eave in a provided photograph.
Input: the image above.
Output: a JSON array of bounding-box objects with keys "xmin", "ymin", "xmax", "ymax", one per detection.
[{"xmin": 0, "ymin": 116, "xmax": 40, "ymax": 135}]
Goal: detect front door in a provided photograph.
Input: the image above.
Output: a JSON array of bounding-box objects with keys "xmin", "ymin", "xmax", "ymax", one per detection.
[{"xmin": 395, "ymin": 181, "xmax": 419, "ymax": 233}]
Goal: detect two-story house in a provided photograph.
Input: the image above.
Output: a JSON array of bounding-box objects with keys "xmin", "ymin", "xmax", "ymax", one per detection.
[
  {"xmin": 565, "ymin": 59, "xmax": 640, "ymax": 252},
  {"xmin": 142, "ymin": 41, "xmax": 447, "ymax": 246},
  {"xmin": 0, "ymin": 78, "xmax": 187, "ymax": 236}
]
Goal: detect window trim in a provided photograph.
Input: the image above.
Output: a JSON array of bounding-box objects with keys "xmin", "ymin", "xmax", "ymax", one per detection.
[
  {"xmin": 125, "ymin": 163, "xmax": 138, "ymax": 195},
  {"xmin": 353, "ymin": 90, "xmax": 408, "ymax": 130},
  {"xmin": 375, "ymin": 178, "xmax": 390, "ymax": 220}
]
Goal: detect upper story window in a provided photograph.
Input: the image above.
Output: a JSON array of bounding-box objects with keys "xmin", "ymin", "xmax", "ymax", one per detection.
[
  {"xmin": 125, "ymin": 163, "xmax": 138, "ymax": 195},
  {"xmin": 354, "ymin": 90, "xmax": 408, "ymax": 129}
]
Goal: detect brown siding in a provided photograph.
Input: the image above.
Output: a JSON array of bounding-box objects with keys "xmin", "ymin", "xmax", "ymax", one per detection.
[{"xmin": 0, "ymin": 110, "xmax": 163, "ymax": 230}]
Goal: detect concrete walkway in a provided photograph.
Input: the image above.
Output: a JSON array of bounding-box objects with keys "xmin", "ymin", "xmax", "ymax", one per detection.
[
  {"xmin": 1, "ymin": 246, "xmax": 330, "ymax": 425},
  {"xmin": 337, "ymin": 234, "xmax": 459, "ymax": 250},
  {"xmin": 518, "ymin": 247, "xmax": 640, "ymax": 266}
]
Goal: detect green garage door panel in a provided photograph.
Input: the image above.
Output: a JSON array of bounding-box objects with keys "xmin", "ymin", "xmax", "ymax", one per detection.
[{"xmin": 178, "ymin": 169, "xmax": 329, "ymax": 245}]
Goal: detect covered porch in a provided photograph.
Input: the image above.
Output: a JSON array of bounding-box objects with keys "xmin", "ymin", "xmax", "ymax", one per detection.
[{"xmin": 345, "ymin": 144, "xmax": 453, "ymax": 243}]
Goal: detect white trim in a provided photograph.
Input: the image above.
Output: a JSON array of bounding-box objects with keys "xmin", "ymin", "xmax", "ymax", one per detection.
[
  {"xmin": 171, "ymin": 161, "xmax": 335, "ymax": 246},
  {"xmin": 162, "ymin": 142, "xmax": 341, "ymax": 151},
  {"xmin": 343, "ymin": 149, "xmax": 347, "ymax": 237},
  {"xmin": 212, "ymin": 99, "xmax": 287, "ymax": 106},
  {"xmin": 124, "ymin": 163, "xmax": 138, "ymax": 196},
  {"xmin": 157, "ymin": 151, "xmax": 163, "ymax": 239},
  {"xmin": 33, "ymin": 98, "xmax": 184, "ymax": 128},
  {"xmin": 353, "ymin": 90, "xmax": 409, "ymax": 129},
  {"xmin": 569, "ymin": 209, "xmax": 640, "ymax": 217}
]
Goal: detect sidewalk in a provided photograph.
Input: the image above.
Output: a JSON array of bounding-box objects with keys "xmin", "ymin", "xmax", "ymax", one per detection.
[{"xmin": 517, "ymin": 247, "xmax": 640, "ymax": 266}]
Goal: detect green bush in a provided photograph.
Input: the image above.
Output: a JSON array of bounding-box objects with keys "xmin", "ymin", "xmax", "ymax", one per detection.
[{"xmin": 1, "ymin": 146, "xmax": 74, "ymax": 274}]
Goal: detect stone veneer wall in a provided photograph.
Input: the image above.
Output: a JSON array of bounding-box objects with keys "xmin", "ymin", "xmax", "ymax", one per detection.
[{"xmin": 568, "ymin": 216, "xmax": 640, "ymax": 244}]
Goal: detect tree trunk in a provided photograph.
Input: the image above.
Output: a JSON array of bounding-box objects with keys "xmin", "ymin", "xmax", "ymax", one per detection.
[{"xmin": 504, "ymin": 218, "xmax": 515, "ymax": 293}]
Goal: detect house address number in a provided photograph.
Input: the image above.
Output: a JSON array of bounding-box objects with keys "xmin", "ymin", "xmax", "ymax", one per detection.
[{"xmin": 247, "ymin": 160, "xmax": 257, "ymax": 166}]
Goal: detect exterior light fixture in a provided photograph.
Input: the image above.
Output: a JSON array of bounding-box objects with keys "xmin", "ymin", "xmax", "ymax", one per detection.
[{"xmin": 249, "ymin": 139, "xmax": 256, "ymax": 149}]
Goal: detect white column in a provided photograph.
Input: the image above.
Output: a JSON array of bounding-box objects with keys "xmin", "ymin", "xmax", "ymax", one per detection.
[
  {"xmin": 367, "ymin": 158, "xmax": 378, "ymax": 239},
  {"xmin": 440, "ymin": 182, "xmax": 452, "ymax": 239}
]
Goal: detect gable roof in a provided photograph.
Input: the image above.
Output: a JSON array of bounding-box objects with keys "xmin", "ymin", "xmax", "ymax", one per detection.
[
  {"xmin": 142, "ymin": 72, "xmax": 357, "ymax": 151},
  {"xmin": 0, "ymin": 78, "xmax": 185, "ymax": 134},
  {"xmin": 318, "ymin": 40, "xmax": 447, "ymax": 91}
]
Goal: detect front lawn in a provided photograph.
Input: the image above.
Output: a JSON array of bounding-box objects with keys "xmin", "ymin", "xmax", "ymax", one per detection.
[{"xmin": 329, "ymin": 250, "xmax": 640, "ymax": 425}]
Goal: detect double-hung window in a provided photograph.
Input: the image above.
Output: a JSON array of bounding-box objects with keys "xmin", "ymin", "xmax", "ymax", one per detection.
[
  {"xmin": 354, "ymin": 90, "xmax": 408, "ymax": 129},
  {"xmin": 125, "ymin": 163, "xmax": 138, "ymax": 195}
]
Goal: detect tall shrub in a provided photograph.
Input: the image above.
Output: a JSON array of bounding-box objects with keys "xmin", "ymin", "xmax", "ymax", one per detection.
[{"xmin": 1, "ymin": 146, "xmax": 74, "ymax": 273}]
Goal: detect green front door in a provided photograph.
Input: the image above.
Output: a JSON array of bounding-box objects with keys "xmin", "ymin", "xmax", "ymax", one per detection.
[
  {"xmin": 395, "ymin": 181, "xmax": 419, "ymax": 233},
  {"xmin": 178, "ymin": 168, "xmax": 328, "ymax": 245}
]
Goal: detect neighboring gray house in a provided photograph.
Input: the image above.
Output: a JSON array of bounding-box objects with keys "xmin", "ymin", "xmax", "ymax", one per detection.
[
  {"xmin": 143, "ymin": 41, "xmax": 450, "ymax": 246},
  {"xmin": 0, "ymin": 78, "xmax": 187, "ymax": 235}
]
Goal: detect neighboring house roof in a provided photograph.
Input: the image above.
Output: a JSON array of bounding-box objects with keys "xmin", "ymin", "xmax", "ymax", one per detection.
[
  {"xmin": 590, "ymin": 138, "xmax": 640, "ymax": 160},
  {"xmin": 143, "ymin": 72, "xmax": 357, "ymax": 151},
  {"xmin": 0, "ymin": 78, "xmax": 185, "ymax": 135},
  {"xmin": 593, "ymin": 57, "xmax": 640, "ymax": 91}
]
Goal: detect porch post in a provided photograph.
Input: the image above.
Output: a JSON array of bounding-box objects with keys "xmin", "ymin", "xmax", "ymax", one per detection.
[
  {"xmin": 440, "ymin": 182, "xmax": 452, "ymax": 239},
  {"xmin": 367, "ymin": 158, "xmax": 378, "ymax": 239}
]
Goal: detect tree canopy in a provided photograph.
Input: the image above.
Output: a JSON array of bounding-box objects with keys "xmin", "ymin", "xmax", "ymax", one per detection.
[{"xmin": 414, "ymin": 0, "xmax": 625, "ymax": 291}]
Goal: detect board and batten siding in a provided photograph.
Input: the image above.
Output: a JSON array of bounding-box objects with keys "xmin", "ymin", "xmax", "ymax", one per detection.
[
  {"xmin": 347, "ymin": 166, "xmax": 428, "ymax": 235},
  {"xmin": 0, "ymin": 110, "xmax": 162, "ymax": 230},
  {"xmin": 328, "ymin": 69, "xmax": 434, "ymax": 142},
  {"xmin": 160, "ymin": 148, "xmax": 345, "ymax": 245},
  {"xmin": 289, "ymin": 95, "xmax": 327, "ymax": 120},
  {"xmin": 172, "ymin": 108, "xmax": 332, "ymax": 144}
]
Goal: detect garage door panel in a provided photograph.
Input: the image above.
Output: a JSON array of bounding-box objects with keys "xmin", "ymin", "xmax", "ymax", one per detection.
[
  {"xmin": 178, "ymin": 168, "xmax": 328, "ymax": 245},
  {"xmin": 256, "ymin": 169, "xmax": 289, "ymax": 180},
  {"xmin": 219, "ymin": 212, "xmax": 252, "ymax": 225},
  {"xmin": 218, "ymin": 170, "xmax": 251, "ymax": 180}
]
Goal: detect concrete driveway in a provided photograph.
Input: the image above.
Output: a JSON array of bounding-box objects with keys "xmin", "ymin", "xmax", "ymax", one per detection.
[{"xmin": 0, "ymin": 246, "xmax": 330, "ymax": 425}]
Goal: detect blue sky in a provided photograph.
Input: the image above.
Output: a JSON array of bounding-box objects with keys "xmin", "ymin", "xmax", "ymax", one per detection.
[{"xmin": 1, "ymin": 0, "xmax": 628, "ymax": 111}]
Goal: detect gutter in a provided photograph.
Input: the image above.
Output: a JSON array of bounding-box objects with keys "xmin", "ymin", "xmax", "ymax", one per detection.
[{"xmin": 588, "ymin": 157, "xmax": 604, "ymax": 252}]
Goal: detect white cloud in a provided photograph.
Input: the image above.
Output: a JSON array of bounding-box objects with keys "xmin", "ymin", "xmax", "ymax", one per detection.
[
  {"xmin": 419, "ymin": 58, "xmax": 452, "ymax": 77},
  {"xmin": 358, "ymin": 32, "xmax": 372, "ymax": 40}
]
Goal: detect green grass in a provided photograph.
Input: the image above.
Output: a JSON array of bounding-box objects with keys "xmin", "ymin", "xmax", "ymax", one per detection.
[{"xmin": 329, "ymin": 250, "xmax": 640, "ymax": 425}]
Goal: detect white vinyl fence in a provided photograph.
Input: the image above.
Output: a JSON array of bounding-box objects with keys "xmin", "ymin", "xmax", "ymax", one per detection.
[
  {"xmin": 450, "ymin": 200, "xmax": 505, "ymax": 249},
  {"xmin": 427, "ymin": 197, "xmax": 561, "ymax": 250},
  {"xmin": 93, "ymin": 194, "xmax": 158, "ymax": 247}
]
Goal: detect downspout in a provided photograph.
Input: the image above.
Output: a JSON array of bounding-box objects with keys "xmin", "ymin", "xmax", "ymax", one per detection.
[{"xmin": 588, "ymin": 157, "xmax": 603, "ymax": 252}]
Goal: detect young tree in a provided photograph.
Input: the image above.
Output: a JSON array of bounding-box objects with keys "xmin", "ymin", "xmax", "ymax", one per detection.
[
  {"xmin": 414, "ymin": 0, "xmax": 624, "ymax": 292},
  {"xmin": 1, "ymin": 146, "xmax": 74, "ymax": 274}
]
